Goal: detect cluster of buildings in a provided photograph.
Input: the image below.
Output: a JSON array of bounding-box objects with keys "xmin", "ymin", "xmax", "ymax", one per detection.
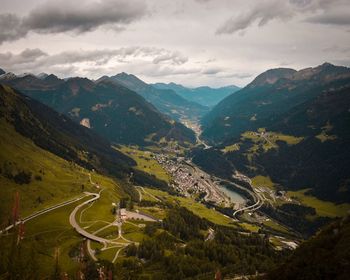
[{"xmin": 154, "ymin": 153, "xmax": 230, "ymax": 206}]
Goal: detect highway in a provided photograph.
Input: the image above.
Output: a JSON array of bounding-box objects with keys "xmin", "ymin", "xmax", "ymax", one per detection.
[
  {"xmin": 68, "ymin": 191, "xmax": 115, "ymax": 244},
  {"xmin": 0, "ymin": 193, "xmax": 89, "ymax": 235},
  {"xmin": 214, "ymin": 175, "xmax": 265, "ymax": 219}
]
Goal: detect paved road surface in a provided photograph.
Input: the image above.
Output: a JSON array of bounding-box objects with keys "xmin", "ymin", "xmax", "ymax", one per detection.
[
  {"xmin": 215, "ymin": 177, "xmax": 264, "ymax": 219},
  {"xmin": 0, "ymin": 194, "xmax": 88, "ymax": 235},
  {"xmin": 69, "ymin": 191, "xmax": 116, "ymax": 244}
]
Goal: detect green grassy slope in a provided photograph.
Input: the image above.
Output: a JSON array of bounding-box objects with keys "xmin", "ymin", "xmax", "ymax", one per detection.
[{"xmin": 0, "ymin": 118, "xmax": 95, "ymax": 223}]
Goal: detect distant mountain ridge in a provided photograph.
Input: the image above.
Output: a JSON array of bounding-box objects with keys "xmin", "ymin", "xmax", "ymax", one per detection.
[
  {"xmin": 194, "ymin": 63, "xmax": 350, "ymax": 203},
  {"xmin": 153, "ymin": 82, "xmax": 240, "ymax": 107},
  {"xmin": 102, "ymin": 72, "xmax": 209, "ymax": 121},
  {"xmin": 202, "ymin": 63, "xmax": 350, "ymax": 142},
  {"xmin": 1, "ymin": 72, "xmax": 195, "ymax": 146}
]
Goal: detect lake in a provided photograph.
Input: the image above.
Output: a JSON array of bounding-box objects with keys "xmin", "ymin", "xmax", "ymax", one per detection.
[{"xmin": 218, "ymin": 185, "xmax": 246, "ymax": 204}]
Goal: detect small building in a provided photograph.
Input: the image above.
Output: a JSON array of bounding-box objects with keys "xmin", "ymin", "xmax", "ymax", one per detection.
[{"xmin": 120, "ymin": 208, "xmax": 127, "ymax": 221}]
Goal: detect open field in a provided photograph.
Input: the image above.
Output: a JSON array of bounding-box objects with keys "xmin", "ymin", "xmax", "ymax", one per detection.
[
  {"xmin": 221, "ymin": 143, "xmax": 240, "ymax": 154},
  {"xmin": 239, "ymin": 222, "xmax": 260, "ymax": 232},
  {"xmin": 135, "ymin": 206, "xmax": 167, "ymax": 220},
  {"xmin": 263, "ymin": 219, "xmax": 290, "ymax": 234},
  {"xmin": 122, "ymin": 222, "xmax": 148, "ymax": 242},
  {"xmin": 116, "ymin": 146, "xmax": 171, "ymax": 183},
  {"xmin": 287, "ymin": 189, "xmax": 350, "ymax": 217},
  {"xmin": 316, "ymin": 122, "xmax": 338, "ymax": 143},
  {"xmin": 241, "ymin": 129, "xmax": 304, "ymax": 154},
  {"xmin": 251, "ymin": 175, "xmax": 275, "ymax": 190}
]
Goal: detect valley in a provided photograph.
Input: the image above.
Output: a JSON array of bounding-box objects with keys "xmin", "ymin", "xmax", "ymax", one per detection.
[
  {"xmin": 1, "ymin": 62, "xmax": 350, "ymax": 279},
  {"xmin": 1, "ymin": 0, "xmax": 350, "ymax": 277}
]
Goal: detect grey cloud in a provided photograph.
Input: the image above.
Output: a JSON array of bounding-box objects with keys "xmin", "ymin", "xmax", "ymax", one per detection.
[
  {"xmin": 194, "ymin": 0, "xmax": 212, "ymax": 3},
  {"xmin": 0, "ymin": 48, "xmax": 47, "ymax": 65},
  {"xmin": 153, "ymin": 51, "xmax": 188, "ymax": 65},
  {"xmin": 216, "ymin": 1, "xmax": 294, "ymax": 35},
  {"xmin": 24, "ymin": 0, "xmax": 147, "ymax": 33},
  {"xmin": 216, "ymin": 0, "xmax": 347, "ymax": 35},
  {"xmin": 0, "ymin": 47, "xmax": 189, "ymax": 75},
  {"xmin": 322, "ymin": 45, "xmax": 350, "ymax": 53},
  {"xmin": 141, "ymin": 66, "xmax": 200, "ymax": 77},
  {"xmin": 201, "ymin": 67, "xmax": 225, "ymax": 75},
  {"xmin": 49, "ymin": 65, "xmax": 80, "ymax": 78},
  {"xmin": 307, "ymin": 12, "xmax": 350, "ymax": 26},
  {"xmin": 219, "ymin": 72, "xmax": 253, "ymax": 79},
  {"xmin": 332, "ymin": 58, "xmax": 350, "ymax": 67},
  {"xmin": 0, "ymin": 13, "xmax": 26, "ymax": 43},
  {"xmin": 0, "ymin": 0, "xmax": 147, "ymax": 44}
]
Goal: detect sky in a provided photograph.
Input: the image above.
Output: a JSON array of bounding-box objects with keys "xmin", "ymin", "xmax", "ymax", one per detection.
[{"xmin": 0, "ymin": 0, "xmax": 349, "ymax": 87}]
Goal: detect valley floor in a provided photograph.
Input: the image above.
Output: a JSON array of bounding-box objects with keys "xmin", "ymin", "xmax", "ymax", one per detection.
[{"xmin": 1, "ymin": 121, "xmax": 348, "ymax": 278}]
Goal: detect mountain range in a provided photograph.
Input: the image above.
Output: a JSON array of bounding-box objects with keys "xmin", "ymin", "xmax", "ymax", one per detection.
[
  {"xmin": 153, "ymin": 82, "xmax": 240, "ymax": 107},
  {"xmin": 1, "ymin": 72, "xmax": 196, "ymax": 146},
  {"xmin": 103, "ymin": 72, "xmax": 209, "ymax": 121},
  {"xmin": 193, "ymin": 63, "xmax": 350, "ymax": 203}
]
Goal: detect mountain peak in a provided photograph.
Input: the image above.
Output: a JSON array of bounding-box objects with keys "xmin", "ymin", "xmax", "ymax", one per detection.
[
  {"xmin": 44, "ymin": 74, "xmax": 61, "ymax": 82},
  {"xmin": 320, "ymin": 62, "xmax": 334, "ymax": 67},
  {"xmin": 293, "ymin": 62, "xmax": 350, "ymax": 82},
  {"xmin": 112, "ymin": 72, "xmax": 147, "ymax": 88},
  {"xmin": 65, "ymin": 77, "xmax": 95, "ymax": 92},
  {"xmin": 95, "ymin": 75, "xmax": 109, "ymax": 84},
  {"xmin": 0, "ymin": 68, "xmax": 5, "ymax": 75},
  {"xmin": 37, "ymin": 73, "xmax": 49, "ymax": 79},
  {"xmin": 0, "ymin": 72, "xmax": 17, "ymax": 81},
  {"xmin": 17, "ymin": 72, "xmax": 36, "ymax": 78},
  {"xmin": 248, "ymin": 68, "xmax": 297, "ymax": 88},
  {"xmin": 114, "ymin": 72, "xmax": 141, "ymax": 82}
]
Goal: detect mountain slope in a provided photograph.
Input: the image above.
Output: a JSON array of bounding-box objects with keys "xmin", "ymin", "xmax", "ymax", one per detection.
[
  {"xmin": 267, "ymin": 216, "xmax": 350, "ymax": 280},
  {"xmin": 0, "ymin": 83, "xmax": 137, "ymax": 222},
  {"xmin": 202, "ymin": 63, "xmax": 350, "ymax": 143},
  {"xmin": 0, "ymin": 84, "xmax": 172, "ymax": 208},
  {"xmin": 0, "ymin": 84, "xmax": 136, "ymax": 175},
  {"xmin": 3, "ymin": 75, "xmax": 195, "ymax": 146},
  {"xmin": 195, "ymin": 63, "xmax": 350, "ymax": 204},
  {"xmin": 107, "ymin": 73, "xmax": 209, "ymax": 121},
  {"xmin": 153, "ymin": 82, "xmax": 240, "ymax": 107}
]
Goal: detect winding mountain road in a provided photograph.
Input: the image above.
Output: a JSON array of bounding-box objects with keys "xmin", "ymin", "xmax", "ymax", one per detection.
[
  {"xmin": 68, "ymin": 191, "xmax": 115, "ymax": 244},
  {"xmin": 0, "ymin": 193, "xmax": 89, "ymax": 235},
  {"xmin": 215, "ymin": 176, "xmax": 265, "ymax": 219}
]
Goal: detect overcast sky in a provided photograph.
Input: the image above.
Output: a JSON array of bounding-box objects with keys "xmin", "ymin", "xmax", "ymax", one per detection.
[{"xmin": 0, "ymin": 0, "xmax": 349, "ymax": 87}]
